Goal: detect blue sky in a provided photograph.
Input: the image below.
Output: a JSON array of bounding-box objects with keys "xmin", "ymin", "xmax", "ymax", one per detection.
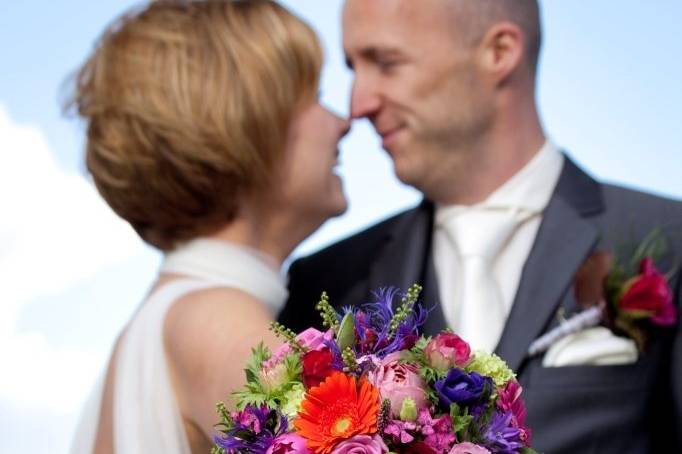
[{"xmin": 1, "ymin": 1, "xmax": 681, "ymax": 452}]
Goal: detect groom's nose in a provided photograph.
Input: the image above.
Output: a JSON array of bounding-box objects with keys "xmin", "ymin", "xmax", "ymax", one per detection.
[{"xmin": 349, "ymin": 75, "xmax": 381, "ymax": 120}]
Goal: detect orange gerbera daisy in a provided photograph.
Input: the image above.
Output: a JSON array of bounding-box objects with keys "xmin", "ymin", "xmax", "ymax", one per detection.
[{"xmin": 294, "ymin": 371, "xmax": 380, "ymax": 454}]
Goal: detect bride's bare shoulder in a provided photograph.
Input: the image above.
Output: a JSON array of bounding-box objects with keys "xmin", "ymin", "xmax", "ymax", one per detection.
[
  {"xmin": 162, "ymin": 285, "xmax": 282, "ymax": 432},
  {"xmin": 163, "ymin": 286, "xmax": 279, "ymax": 358}
]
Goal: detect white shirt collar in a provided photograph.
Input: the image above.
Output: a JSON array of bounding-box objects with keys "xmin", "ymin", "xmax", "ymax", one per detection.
[{"xmin": 436, "ymin": 140, "xmax": 564, "ymax": 223}]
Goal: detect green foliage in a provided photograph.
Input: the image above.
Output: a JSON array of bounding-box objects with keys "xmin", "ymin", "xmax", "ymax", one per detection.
[
  {"xmin": 270, "ymin": 321, "xmax": 307, "ymax": 353},
  {"xmin": 214, "ymin": 401, "xmax": 233, "ymax": 431},
  {"xmin": 342, "ymin": 346, "xmax": 360, "ymax": 373},
  {"xmin": 465, "ymin": 351, "xmax": 515, "ymax": 387},
  {"xmin": 413, "ymin": 335, "xmax": 431, "ymax": 350},
  {"xmin": 243, "ymin": 343, "xmax": 271, "ymax": 384},
  {"xmin": 377, "ymin": 398, "xmax": 392, "ymax": 433},
  {"xmin": 449, "ymin": 403, "xmax": 473, "ymax": 437},
  {"xmin": 337, "ymin": 312, "xmax": 356, "ymax": 351},
  {"xmin": 231, "ymin": 345, "xmax": 304, "ymax": 410},
  {"xmin": 316, "ymin": 291, "xmax": 340, "ymax": 332},
  {"xmin": 212, "ymin": 402, "xmax": 233, "ymax": 454},
  {"xmin": 389, "ymin": 284, "xmax": 422, "ymax": 336}
]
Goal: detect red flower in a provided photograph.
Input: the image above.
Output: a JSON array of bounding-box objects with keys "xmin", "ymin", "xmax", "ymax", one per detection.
[
  {"xmin": 398, "ymin": 441, "xmax": 438, "ymax": 454},
  {"xmin": 302, "ymin": 348, "xmax": 336, "ymax": 388},
  {"xmin": 619, "ymin": 258, "xmax": 677, "ymax": 326}
]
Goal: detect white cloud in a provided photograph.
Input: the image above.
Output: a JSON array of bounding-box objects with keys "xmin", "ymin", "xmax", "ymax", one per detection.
[
  {"xmin": 0, "ymin": 106, "xmax": 146, "ymax": 306},
  {"xmin": 0, "ymin": 105, "xmax": 153, "ymax": 411}
]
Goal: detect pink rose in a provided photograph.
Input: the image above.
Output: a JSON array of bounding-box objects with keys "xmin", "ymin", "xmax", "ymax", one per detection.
[
  {"xmin": 619, "ymin": 258, "xmax": 677, "ymax": 326},
  {"xmin": 265, "ymin": 328, "xmax": 334, "ymax": 369},
  {"xmin": 266, "ymin": 433, "xmax": 312, "ymax": 454},
  {"xmin": 368, "ymin": 352, "xmax": 428, "ymax": 417},
  {"xmin": 447, "ymin": 443, "xmax": 490, "ymax": 454},
  {"xmin": 424, "ymin": 333, "xmax": 471, "ymax": 371},
  {"xmin": 329, "ymin": 435, "xmax": 388, "ymax": 454}
]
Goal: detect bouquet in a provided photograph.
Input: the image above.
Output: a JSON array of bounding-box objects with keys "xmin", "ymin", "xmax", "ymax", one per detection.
[{"xmin": 213, "ymin": 285, "xmax": 538, "ymax": 454}]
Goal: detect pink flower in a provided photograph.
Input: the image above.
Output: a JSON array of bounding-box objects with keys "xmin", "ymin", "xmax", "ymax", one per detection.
[
  {"xmin": 447, "ymin": 443, "xmax": 491, "ymax": 454},
  {"xmin": 424, "ymin": 333, "xmax": 471, "ymax": 371},
  {"xmin": 619, "ymin": 258, "xmax": 676, "ymax": 326},
  {"xmin": 266, "ymin": 433, "xmax": 312, "ymax": 454},
  {"xmin": 297, "ymin": 327, "xmax": 335, "ymax": 350},
  {"xmin": 264, "ymin": 328, "xmax": 334, "ymax": 369},
  {"xmin": 384, "ymin": 420, "xmax": 417, "ymax": 444},
  {"xmin": 417, "ymin": 409, "xmax": 456, "ymax": 454},
  {"xmin": 367, "ymin": 352, "xmax": 428, "ymax": 417},
  {"xmin": 496, "ymin": 380, "xmax": 531, "ymax": 444},
  {"xmin": 329, "ymin": 434, "xmax": 389, "ymax": 454}
]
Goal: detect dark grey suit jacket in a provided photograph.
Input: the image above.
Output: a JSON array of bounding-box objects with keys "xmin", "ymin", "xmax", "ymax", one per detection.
[{"xmin": 279, "ymin": 156, "xmax": 682, "ymax": 453}]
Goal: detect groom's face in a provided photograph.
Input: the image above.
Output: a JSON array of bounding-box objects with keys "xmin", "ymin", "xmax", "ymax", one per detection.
[{"xmin": 343, "ymin": 0, "xmax": 495, "ymax": 194}]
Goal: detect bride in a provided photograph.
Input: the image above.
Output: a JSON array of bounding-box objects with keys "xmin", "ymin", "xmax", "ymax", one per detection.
[{"xmin": 66, "ymin": 1, "xmax": 349, "ymax": 452}]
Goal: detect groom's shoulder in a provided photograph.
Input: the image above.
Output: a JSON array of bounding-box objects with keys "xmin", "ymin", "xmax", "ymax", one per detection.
[
  {"xmin": 291, "ymin": 207, "xmax": 415, "ymax": 273},
  {"xmin": 597, "ymin": 182, "xmax": 682, "ymax": 259},
  {"xmin": 600, "ymin": 181, "xmax": 682, "ymax": 221}
]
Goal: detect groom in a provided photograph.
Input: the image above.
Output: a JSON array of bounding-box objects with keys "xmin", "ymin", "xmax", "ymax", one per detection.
[{"xmin": 279, "ymin": 0, "xmax": 682, "ymax": 452}]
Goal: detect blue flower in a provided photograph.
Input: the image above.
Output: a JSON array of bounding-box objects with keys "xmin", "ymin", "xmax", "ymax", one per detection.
[
  {"xmin": 482, "ymin": 411, "xmax": 525, "ymax": 454},
  {"xmin": 434, "ymin": 368, "xmax": 493, "ymax": 411}
]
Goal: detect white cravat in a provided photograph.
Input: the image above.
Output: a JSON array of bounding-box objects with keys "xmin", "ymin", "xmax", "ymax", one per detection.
[
  {"xmin": 433, "ymin": 141, "xmax": 564, "ymax": 351},
  {"xmin": 439, "ymin": 208, "xmax": 531, "ymax": 352}
]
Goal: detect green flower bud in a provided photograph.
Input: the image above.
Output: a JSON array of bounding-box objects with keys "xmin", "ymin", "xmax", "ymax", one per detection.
[{"xmin": 399, "ymin": 397, "xmax": 418, "ymax": 422}]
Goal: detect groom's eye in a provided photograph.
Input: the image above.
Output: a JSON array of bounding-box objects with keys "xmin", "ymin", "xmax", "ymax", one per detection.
[{"xmin": 376, "ymin": 57, "xmax": 401, "ymax": 73}]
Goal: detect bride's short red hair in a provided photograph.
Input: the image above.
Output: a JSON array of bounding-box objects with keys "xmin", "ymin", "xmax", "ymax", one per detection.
[{"xmin": 66, "ymin": 0, "xmax": 322, "ymax": 250}]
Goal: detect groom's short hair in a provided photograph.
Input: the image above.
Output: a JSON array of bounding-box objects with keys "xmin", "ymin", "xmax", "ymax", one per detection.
[
  {"xmin": 447, "ymin": 0, "xmax": 542, "ymax": 73},
  {"xmin": 66, "ymin": 0, "xmax": 322, "ymax": 250}
]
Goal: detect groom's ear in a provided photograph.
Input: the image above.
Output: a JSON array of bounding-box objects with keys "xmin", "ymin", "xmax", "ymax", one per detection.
[{"xmin": 476, "ymin": 21, "xmax": 525, "ymax": 85}]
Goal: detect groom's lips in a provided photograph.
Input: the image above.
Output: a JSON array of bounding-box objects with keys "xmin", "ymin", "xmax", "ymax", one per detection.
[{"xmin": 379, "ymin": 126, "xmax": 405, "ymax": 149}]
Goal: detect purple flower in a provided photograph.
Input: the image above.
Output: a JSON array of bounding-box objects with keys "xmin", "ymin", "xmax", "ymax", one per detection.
[
  {"xmin": 329, "ymin": 434, "xmax": 389, "ymax": 454},
  {"xmin": 214, "ymin": 405, "xmax": 288, "ymax": 454},
  {"xmin": 482, "ymin": 411, "xmax": 525, "ymax": 454},
  {"xmin": 434, "ymin": 369, "xmax": 493, "ymax": 411},
  {"xmin": 349, "ymin": 288, "xmax": 427, "ymax": 358},
  {"xmin": 447, "ymin": 442, "xmax": 491, "ymax": 454}
]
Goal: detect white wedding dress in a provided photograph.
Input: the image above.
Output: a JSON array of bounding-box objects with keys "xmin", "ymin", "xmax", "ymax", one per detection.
[{"xmin": 70, "ymin": 238, "xmax": 288, "ymax": 453}]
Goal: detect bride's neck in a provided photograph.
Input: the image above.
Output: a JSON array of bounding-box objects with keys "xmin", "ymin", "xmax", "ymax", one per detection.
[{"xmin": 206, "ymin": 208, "xmax": 315, "ymax": 267}]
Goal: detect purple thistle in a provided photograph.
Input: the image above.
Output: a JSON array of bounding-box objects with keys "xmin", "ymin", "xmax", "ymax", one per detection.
[
  {"xmin": 348, "ymin": 287, "xmax": 428, "ymax": 358},
  {"xmin": 214, "ymin": 405, "xmax": 288, "ymax": 454},
  {"xmin": 482, "ymin": 411, "xmax": 525, "ymax": 454}
]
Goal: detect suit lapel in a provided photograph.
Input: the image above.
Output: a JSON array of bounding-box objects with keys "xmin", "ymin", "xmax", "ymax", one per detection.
[
  {"xmin": 366, "ymin": 200, "xmax": 447, "ymax": 333},
  {"xmin": 495, "ymin": 156, "xmax": 604, "ymax": 372}
]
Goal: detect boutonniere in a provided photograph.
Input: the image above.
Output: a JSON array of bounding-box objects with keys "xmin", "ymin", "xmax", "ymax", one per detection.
[{"xmin": 529, "ymin": 230, "xmax": 677, "ymax": 356}]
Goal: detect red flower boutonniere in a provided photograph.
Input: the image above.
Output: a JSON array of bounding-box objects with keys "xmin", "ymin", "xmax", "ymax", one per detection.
[{"xmin": 529, "ymin": 230, "xmax": 678, "ymax": 356}]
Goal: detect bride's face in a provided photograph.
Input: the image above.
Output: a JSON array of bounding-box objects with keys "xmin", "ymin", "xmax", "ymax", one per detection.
[{"xmin": 277, "ymin": 101, "xmax": 350, "ymax": 220}]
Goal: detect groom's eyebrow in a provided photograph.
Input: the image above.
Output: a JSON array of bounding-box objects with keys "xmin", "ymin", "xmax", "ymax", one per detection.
[{"xmin": 344, "ymin": 46, "xmax": 405, "ymax": 69}]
